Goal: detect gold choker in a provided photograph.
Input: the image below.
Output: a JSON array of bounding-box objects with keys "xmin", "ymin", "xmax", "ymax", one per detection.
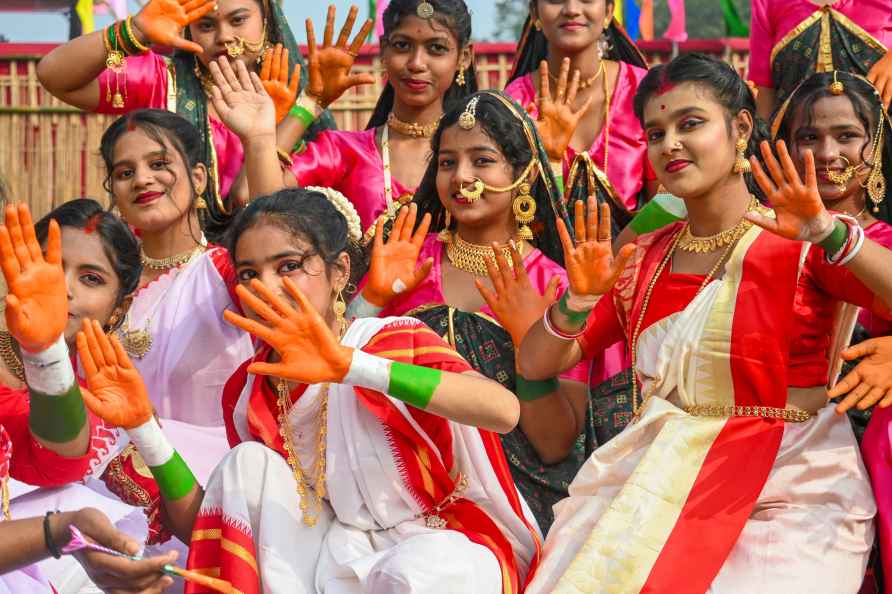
[
  {"xmin": 386, "ymin": 113, "xmax": 442, "ymax": 138},
  {"xmin": 443, "ymin": 232, "xmax": 517, "ymax": 277},
  {"xmin": 140, "ymin": 238, "xmax": 208, "ymax": 271},
  {"xmin": 0, "ymin": 332, "xmax": 24, "ymax": 383},
  {"xmin": 676, "ymin": 196, "xmax": 762, "ymax": 253}
]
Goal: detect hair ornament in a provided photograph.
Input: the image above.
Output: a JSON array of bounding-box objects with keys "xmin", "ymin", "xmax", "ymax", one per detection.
[
  {"xmin": 416, "ymin": 1, "xmax": 435, "ymax": 19},
  {"xmin": 306, "ymin": 186, "xmax": 363, "ymax": 243},
  {"xmin": 830, "ymin": 71, "xmax": 845, "ymax": 96},
  {"xmin": 459, "ymin": 96, "xmax": 480, "ymax": 130}
]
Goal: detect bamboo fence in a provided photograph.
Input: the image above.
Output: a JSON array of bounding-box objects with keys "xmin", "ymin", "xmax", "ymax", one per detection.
[{"xmin": 0, "ymin": 41, "xmax": 750, "ymax": 218}]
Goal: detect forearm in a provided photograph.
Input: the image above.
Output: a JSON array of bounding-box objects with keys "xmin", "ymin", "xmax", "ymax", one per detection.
[
  {"xmin": 0, "ymin": 510, "xmax": 78, "ymax": 574},
  {"xmin": 24, "ymin": 335, "xmax": 90, "ymax": 458},
  {"xmin": 36, "ymin": 31, "xmax": 107, "ymax": 108},
  {"xmin": 516, "ymin": 379, "xmax": 586, "ymax": 464},
  {"xmin": 243, "ymin": 134, "xmax": 286, "ymax": 200},
  {"xmin": 517, "ymin": 302, "xmax": 586, "ymax": 380},
  {"xmin": 275, "ymin": 93, "xmax": 324, "ymax": 155},
  {"xmin": 125, "ymin": 418, "xmax": 203, "ymax": 542},
  {"xmin": 755, "ymin": 86, "xmax": 776, "ymax": 121},
  {"xmin": 345, "ymin": 351, "xmax": 520, "ymax": 433}
]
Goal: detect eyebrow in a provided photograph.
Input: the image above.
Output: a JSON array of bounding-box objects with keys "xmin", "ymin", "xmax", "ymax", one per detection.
[
  {"xmin": 796, "ymin": 123, "xmax": 865, "ymax": 132},
  {"xmin": 235, "ymin": 249, "xmax": 308, "ymax": 268},
  {"xmin": 644, "ymin": 106, "xmax": 706, "ymax": 129},
  {"xmin": 111, "ymin": 150, "xmax": 165, "ymax": 170},
  {"xmin": 439, "ymin": 146, "xmax": 499, "ymax": 155},
  {"xmin": 389, "ymin": 33, "xmax": 452, "ymax": 44},
  {"xmin": 199, "ymin": 7, "xmax": 250, "ymax": 21},
  {"xmin": 78, "ymin": 263, "xmax": 112, "ymax": 275}
]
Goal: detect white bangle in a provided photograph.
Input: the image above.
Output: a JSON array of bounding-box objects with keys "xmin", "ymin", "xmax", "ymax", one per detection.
[
  {"xmin": 838, "ymin": 224, "xmax": 866, "ymax": 266},
  {"xmin": 128, "ymin": 417, "xmax": 174, "ymax": 467},
  {"xmin": 343, "ymin": 349, "xmax": 391, "ymax": 393},
  {"xmin": 21, "ymin": 334, "xmax": 75, "ymax": 395}
]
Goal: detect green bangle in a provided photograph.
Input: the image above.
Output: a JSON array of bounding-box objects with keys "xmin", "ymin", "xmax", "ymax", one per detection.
[
  {"xmin": 388, "ymin": 362, "xmax": 441, "ymax": 410},
  {"xmin": 289, "ymin": 104, "xmax": 316, "ymax": 128},
  {"xmin": 29, "ymin": 384, "xmax": 87, "ymax": 443},
  {"xmin": 557, "ymin": 292, "xmax": 591, "ymax": 326},
  {"xmin": 629, "ymin": 194, "xmax": 687, "ymax": 235},
  {"xmin": 818, "ymin": 218, "xmax": 848, "ymax": 255},
  {"xmin": 515, "ymin": 375, "xmax": 560, "ymax": 401},
  {"xmin": 149, "ymin": 451, "xmax": 198, "ymax": 501}
]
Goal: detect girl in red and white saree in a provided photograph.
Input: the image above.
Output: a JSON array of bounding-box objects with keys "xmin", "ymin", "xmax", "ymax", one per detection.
[
  {"xmin": 518, "ymin": 54, "xmax": 892, "ymax": 594},
  {"xmin": 74, "ymin": 186, "xmax": 540, "ymax": 594}
]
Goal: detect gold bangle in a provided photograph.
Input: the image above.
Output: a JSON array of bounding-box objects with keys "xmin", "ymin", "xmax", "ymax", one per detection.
[
  {"xmin": 276, "ymin": 147, "xmax": 294, "ymax": 168},
  {"xmin": 124, "ymin": 16, "xmax": 150, "ymax": 53}
]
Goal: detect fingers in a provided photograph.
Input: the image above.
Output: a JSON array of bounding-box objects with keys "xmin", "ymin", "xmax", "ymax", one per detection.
[
  {"xmin": 413, "ymin": 257, "xmax": 434, "ymax": 287},
  {"xmin": 281, "ymin": 276, "xmax": 316, "ymax": 315},
  {"xmin": 184, "ymin": 0, "xmax": 217, "ymax": 24},
  {"xmin": 586, "ymin": 195, "xmax": 598, "ymax": 242},
  {"xmin": 858, "ymin": 385, "xmax": 888, "ymax": 410},
  {"xmin": 223, "ymin": 308, "xmax": 276, "ymax": 342},
  {"xmin": 351, "ymin": 19, "xmax": 374, "ymax": 56},
  {"xmin": 802, "ymin": 149, "xmax": 818, "ymax": 191},
  {"xmin": 539, "ymin": 60, "xmax": 551, "ymax": 104},
  {"xmin": 247, "ymin": 361, "xmax": 292, "ymax": 378},
  {"xmin": 234, "ymin": 283, "xmax": 286, "ymax": 325},
  {"xmin": 743, "ymin": 210, "xmax": 781, "ymax": 234},
  {"xmin": 597, "ymin": 202, "xmax": 611, "ymax": 243},
  {"xmin": 336, "ymin": 5, "xmax": 358, "ymax": 48},
  {"xmin": 545, "ymin": 276, "xmax": 561, "ymax": 303},
  {"xmin": 373, "ymin": 216, "xmax": 386, "ymax": 251},
  {"xmin": 475, "ymin": 278, "xmax": 499, "ymax": 311},
  {"xmin": 389, "ymin": 205, "xmax": 409, "ymax": 244},
  {"xmin": 413, "ymin": 213, "xmax": 432, "ymax": 247},
  {"xmin": 249, "ymin": 71, "xmax": 268, "ymax": 97},
  {"xmin": 557, "ymin": 218, "xmax": 574, "ymax": 257},
  {"xmin": 82, "ymin": 316, "xmax": 108, "ymax": 369},
  {"xmin": 347, "ymin": 72, "xmax": 377, "ymax": 88},
  {"xmin": 574, "ymin": 93, "xmax": 595, "ymax": 118},
  {"xmin": 251, "ymin": 278, "xmax": 302, "ymax": 318},
  {"xmin": 233, "ymin": 59, "xmax": 254, "ymax": 94},
  {"xmin": 509, "ymin": 242, "xmax": 528, "ymax": 286},
  {"xmin": 6, "ymin": 203, "xmax": 32, "ymax": 269},
  {"xmin": 841, "ymin": 338, "xmax": 880, "ymax": 361},
  {"xmin": 0, "ymin": 225, "xmax": 21, "ymax": 283},
  {"xmin": 749, "ymin": 157, "xmax": 778, "ymax": 204},
  {"xmin": 45, "ymin": 219, "xmax": 62, "ymax": 266},
  {"xmin": 110, "ymin": 334, "xmax": 136, "ymax": 371},
  {"xmin": 79, "ymin": 387, "xmax": 109, "ymax": 420},
  {"xmin": 76, "ymin": 329, "xmax": 98, "ymax": 378},
  {"xmin": 92, "ymin": 319, "xmax": 118, "ymax": 369},
  {"xmin": 306, "ymin": 17, "xmax": 317, "ymax": 58},
  {"xmin": 573, "ymin": 200, "xmax": 586, "ymax": 242},
  {"xmin": 288, "ymin": 62, "xmax": 301, "ymax": 98},
  {"xmin": 208, "ymin": 60, "xmax": 233, "ymax": 94},
  {"xmin": 775, "ymin": 140, "xmax": 804, "ymax": 188},
  {"xmin": 18, "ymin": 204, "xmax": 42, "ymax": 263},
  {"xmin": 269, "ymin": 44, "xmax": 282, "ymax": 83},
  {"xmin": 836, "ymin": 381, "xmax": 871, "ymax": 414},
  {"xmin": 400, "ymin": 204, "xmax": 417, "ymax": 243},
  {"xmin": 488, "ymin": 244, "xmax": 511, "ymax": 292},
  {"xmin": 556, "ymin": 57, "xmax": 570, "ymax": 103},
  {"xmin": 323, "ymin": 4, "xmax": 336, "ymax": 48},
  {"xmin": 611, "ymin": 243, "xmax": 636, "ymax": 282},
  {"xmin": 168, "ymin": 36, "xmax": 205, "ymax": 55},
  {"xmin": 828, "ymin": 369, "xmax": 861, "ymax": 399},
  {"xmin": 566, "ymin": 69, "xmax": 580, "ymax": 106},
  {"xmin": 758, "ymin": 140, "xmax": 785, "ymax": 190}
]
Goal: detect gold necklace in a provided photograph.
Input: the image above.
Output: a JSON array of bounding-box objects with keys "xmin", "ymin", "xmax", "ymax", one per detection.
[
  {"xmin": 0, "ymin": 332, "xmax": 24, "ymax": 383},
  {"xmin": 630, "ymin": 229, "xmax": 740, "ymax": 415},
  {"xmin": 444, "ymin": 232, "xmax": 517, "ymax": 277},
  {"xmin": 140, "ymin": 237, "xmax": 208, "ymax": 271},
  {"xmin": 548, "ymin": 59, "xmax": 606, "ymax": 92},
  {"xmin": 676, "ymin": 196, "xmax": 760, "ymax": 253},
  {"xmin": 277, "ymin": 380, "xmax": 329, "ymax": 528},
  {"xmin": 386, "ymin": 112, "xmax": 442, "ymax": 139}
]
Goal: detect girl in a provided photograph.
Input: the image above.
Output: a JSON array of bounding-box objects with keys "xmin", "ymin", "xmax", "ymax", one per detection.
[
  {"xmin": 505, "ymin": 0, "xmax": 655, "ymax": 214},
  {"xmin": 521, "ymin": 53, "xmax": 892, "ymax": 593},
  {"xmin": 36, "ymin": 0, "xmax": 336, "ymax": 223},
  {"xmin": 287, "ymin": 0, "xmax": 477, "ymax": 232}
]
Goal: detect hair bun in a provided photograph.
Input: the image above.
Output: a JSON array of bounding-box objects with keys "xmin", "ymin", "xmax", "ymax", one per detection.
[{"xmin": 305, "ymin": 186, "xmax": 363, "ymax": 243}]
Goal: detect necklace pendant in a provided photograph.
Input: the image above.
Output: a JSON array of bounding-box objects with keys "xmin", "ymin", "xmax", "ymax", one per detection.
[
  {"xmin": 119, "ymin": 328, "xmax": 153, "ymax": 359},
  {"xmin": 425, "ymin": 513, "xmax": 447, "ymax": 529}
]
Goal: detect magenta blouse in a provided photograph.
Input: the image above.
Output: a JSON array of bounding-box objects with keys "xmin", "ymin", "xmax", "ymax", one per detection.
[
  {"xmin": 504, "ymin": 61, "xmax": 655, "ymax": 211},
  {"xmin": 96, "ymin": 52, "xmax": 244, "ymax": 200},
  {"xmin": 749, "ymin": 0, "xmax": 892, "ymax": 88},
  {"xmin": 289, "ymin": 128, "xmax": 415, "ymax": 231},
  {"xmin": 379, "ymin": 233, "xmax": 589, "ymax": 383}
]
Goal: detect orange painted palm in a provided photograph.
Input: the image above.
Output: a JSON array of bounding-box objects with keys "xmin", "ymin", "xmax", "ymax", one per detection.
[
  {"xmin": 259, "ymin": 44, "xmax": 301, "ymax": 124},
  {"xmin": 304, "ymin": 5, "xmax": 375, "ymax": 108},
  {"xmin": 364, "ymin": 204, "xmax": 433, "ymax": 307},
  {"xmin": 133, "ymin": 0, "xmax": 217, "ymax": 54}
]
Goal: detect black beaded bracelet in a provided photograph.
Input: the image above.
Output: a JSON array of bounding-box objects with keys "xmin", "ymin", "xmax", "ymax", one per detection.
[{"xmin": 43, "ymin": 511, "xmax": 62, "ymax": 559}]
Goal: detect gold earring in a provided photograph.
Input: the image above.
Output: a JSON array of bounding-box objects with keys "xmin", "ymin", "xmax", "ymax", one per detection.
[
  {"xmin": 733, "ymin": 138, "xmax": 751, "ymax": 174},
  {"xmin": 195, "ymin": 192, "xmax": 208, "ymax": 210},
  {"xmin": 333, "ymin": 290, "xmax": 347, "ymax": 336},
  {"xmin": 456, "ymin": 65, "xmax": 466, "ymax": 86},
  {"xmin": 534, "ymin": 19, "xmax": 542, "ymax": 31},
  {"xmin": 438, "ymin": 210, "xmax": 453, "ymax": 243},
  {"xmin": 513, "ymin": 183, "xmax": 537, "ymax": 241}
]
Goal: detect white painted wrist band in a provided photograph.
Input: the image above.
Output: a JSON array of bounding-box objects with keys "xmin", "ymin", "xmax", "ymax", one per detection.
[
  {"xmin": 346, "ymin": 292, "xmax": 384, "ymax": 321},
  {"xmin": 565, "ymin": 291, "xmax": 600, "ymax": 312},
  {"xmin": 128, "ymin": 417, "xmax": 175, "ymax": 467},
  {"xmin": 343, "ymin": 349, "xmax": 390, "ymax": 393},
  {"xmin": 21, "ymin": 334, "xmax": 75, "ymax": 395}
]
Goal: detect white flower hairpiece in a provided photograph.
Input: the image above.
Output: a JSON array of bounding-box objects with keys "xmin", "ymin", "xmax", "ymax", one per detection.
[{"xmin": 305, "ymin": 186, "xmax": 363, "ymax": 243}]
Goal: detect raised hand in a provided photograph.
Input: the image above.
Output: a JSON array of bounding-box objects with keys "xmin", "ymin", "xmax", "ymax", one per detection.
[
  {"xmin": 534, "ymin": 58, "xmax": 593, "ymax": 162},
  {"xmin": 305, "ymin": 5, "xmax": 375, "ymax": 108},
  {"xmin": 259, "ymin": 44, "xmax": 301, "ymax": 124},
  {"xmin": 476, "ymin": 242, "xmax": 560, "ymax": 347},
  {"xmin": 76, "ymin": 319, "xmax": 154, "ymax": 429},
  {"xmin": 0, "ymin": 203, "xmax": 67, "ymax": 352},
  {"xmin": 208, "ymin": 56, "xmax": 277, "ymax": 143},
  {"xmin": 868, "ymin": 51, "xmax": 892, "ymax": 109},
  {"xmin": 829, "ymin": 336, "xmax": 892, "ymax": 413},
  {"xmin": 132, "ymin": 0, "xmax": 217, "ymax": 55},
  {"xmin": 746, "ymin": 140, "xmax": 835, "ymax": 243},
  {"xmin": 224, "ymin": 278, "xmax": 354, "ymax": 384},
  {"xmin": 364, "ymin": 204, "xmax": 433, "ymax": 307},
  {"xmin": 558, "ymin": 196, "xmax": 635, "ymax": 297}
]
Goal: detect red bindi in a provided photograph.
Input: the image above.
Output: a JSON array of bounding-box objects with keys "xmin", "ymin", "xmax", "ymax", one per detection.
[
  {"xmin": 660, "ymin": 104, "xmax": 667, "ymax": 111},
  {"xmin": 83, "ymin": 213, "xmax": 101, "ymax": 235}
]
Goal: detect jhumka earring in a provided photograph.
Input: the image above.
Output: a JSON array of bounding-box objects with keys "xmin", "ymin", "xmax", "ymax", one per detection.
[
  {"xmin": 456, "ymin": 65, "xmax": 466, "ymax": 86},
  {"xmin": 333, "ymin": 290, "xmax": 347, "ymax": 336},
  {"xmin": 732, "ymin": 138, "xmax": 752, "ymax": 174},
  {"xmin": 437, "ymin": 210, "xmax": 453, "ymax": 242},
  {"xmin": 513, "ymin": 183, "xmax": 537, "ymax": 241},
  {"xmin": 865, "ymin": 122, "xmax": 886, "ymax": 213},
  {"xmin": 534, "ymin": 19, "xmax": 542, "ymax": 31}
]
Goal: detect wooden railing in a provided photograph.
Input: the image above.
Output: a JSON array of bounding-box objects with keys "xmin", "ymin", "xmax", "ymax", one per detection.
[{"xmin": 0, "ymin": 39, "xmax": 750, "ymax": 215}]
